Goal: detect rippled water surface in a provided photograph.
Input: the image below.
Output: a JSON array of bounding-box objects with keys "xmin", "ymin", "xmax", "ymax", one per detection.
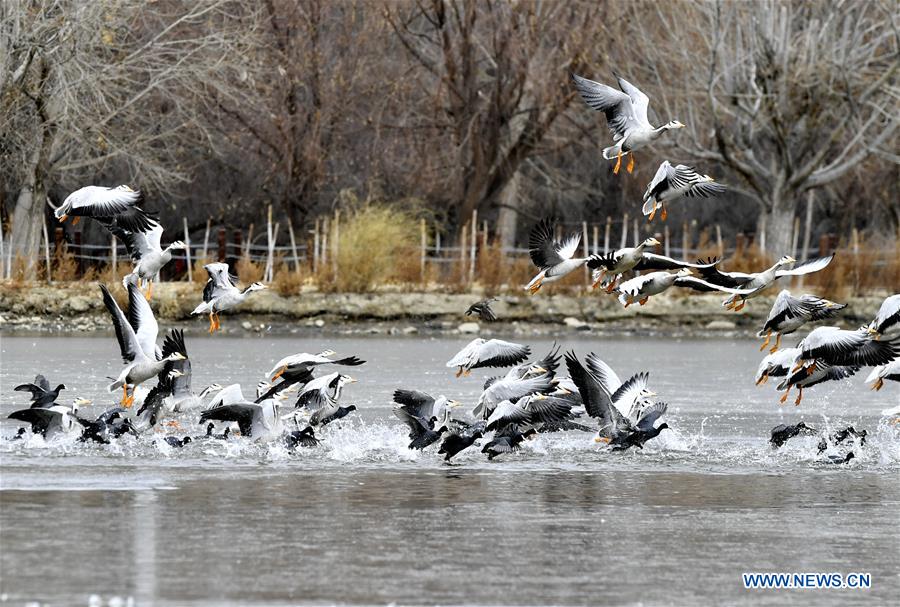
[{"xmin": 2, "ymin": 332, "xmax": 898, "ymax": 606}]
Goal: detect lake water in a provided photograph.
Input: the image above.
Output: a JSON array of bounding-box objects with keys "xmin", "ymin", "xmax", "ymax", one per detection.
[{"xmin": 1, "ymin": 332, "xmax": 898, "ymax": 606}]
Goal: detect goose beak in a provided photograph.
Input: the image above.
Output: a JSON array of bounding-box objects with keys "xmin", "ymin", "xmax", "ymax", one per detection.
[
  {"xmin": 756, "ymin": 373, "xmax": 768, "ymax": 385},
  {"xmin": 348, "ymin": 377, "xmax": 358, "ymax": 384}
]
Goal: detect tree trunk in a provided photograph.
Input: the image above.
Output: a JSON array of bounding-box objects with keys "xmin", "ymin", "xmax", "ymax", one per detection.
[
  {"xmin": 759, "ymin": 197, "xmax": 796, "ymax": 260},
  {"xmin": 496, "ymin": 170, "xmax": 521, "ymax": 249},
  {"xmin": 9, "ymin": 146, "xmax": 48, "ymax": 279}
]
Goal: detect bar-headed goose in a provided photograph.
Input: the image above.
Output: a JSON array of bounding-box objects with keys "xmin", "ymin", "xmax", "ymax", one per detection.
[
  {"xmin": 794, "ymin": 326, "xmax": 900, "ymax": 372},
  {"xmin": 192, "ymin": 263, "xmax": 267, "ymax": 333},
  {"xmin": 103, "ymin": 222, "xmax": 185, "ymax": 300},
  {"xmin": 199, "ymin": 387, "xmax": 284, "ymax": 443},
  {"xmin": 572, "ymin": 73, "xmax": 685, "ymax": 175},
  {"xmin": 867, "ymin": 294, "xmax": 900, "ymax": 338},
  {"xmin": 758, "ymin": 290, "xmax": 846, "ymax": 353},
  {"xmin": 642, "ymin": 161, "xmax": 725, "ymax": 222},
  {"xmin": 776, "ymin": 360, "xmax": 859, "ymax": 406},
  {"xmin": 54, "ymin": 185, "xmax": 155, "ymax": 232},
  {"xmin": 587, "ymin": 240, "xmax": 719, "ymax": 292},
  {"xmin": 101, "ymin": 284, "xmax": 186, "ymax": 407},
  {"xmin": 446, "ymin": 338, "xmax": 530, "ymax": 377},
  {"xmin": 614, "ymin": 268, "xmax": 753, "ymax": 307},
  {"xmin": 267, "ymin": 350, "xmax": 365, "ymax": 381},
  {"xmin": 865, "ymin": 359, "xmax": 900, "ymax": 391},
  {"xmin": 525, "ymin": 219, "xmax": 588, "ymax": 294}
]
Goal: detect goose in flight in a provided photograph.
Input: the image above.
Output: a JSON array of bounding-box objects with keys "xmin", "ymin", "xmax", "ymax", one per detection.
[
  {"xmin": 295, "ymin": 373, "xmax": 358, "ymax": 411},
  {"xmin": 754, "ymin": 348, "xmax": 801, "ymax": 386},
  {"xmin": 642, "ymin": 161, "xmax": 725, "ymax": 222},
  {"xmin": 794, "ymin": 326, "xmax": 900, "ymax": 373},
  {"xmin": 587, "ymin": 239, "xmax": 718, "ymax": 292},
  {"xmin": 154, "ymin": 330, "xmax": 222, "ymax": 413},
  {"xmin": 392, "ymin": 389, "xmax": 462, "ymax": 430},
  {"xmin": 102, "ymin": 222, "xmax": 186, "ymax": 300},
  {"xmin": 867, "ymin": 294, "xmax": 900, "ymax": 338},
  {"xmin": 266, "ymin": 350, "xmax": 365, "ymax": 381},
  {"xmin": 484, "ymin": 394, "xmax": 575, "ymax": 432},
  {"xmin": 572, "ymin": 73, "xmax": 685, "ymax": 175},
  {"xmin": 14, "ymin": 375, "xmax": 66, "ymax": 408},
  {"xmin": 757, "ymin": 291, "xmax": 846, "ymax": 353},
  {"xmin": 192, "ymin": 263, "xmax": 267, "ymax": 333},
  {"xmin": 525, "ymin": 219, "xmax": 588, "ymax": 294},
  {"xmin": 54, "ymin": 185, "xmax": 156, "ymax": 232},
  {"xmin": 865, "ymin": 359, "xmax": 900, "ymax": 391},
  {"xmin": 614, "ymin": 268, "xmax": 754, "ymax": 307},
  {"xmin": 101, "ymin": 284, "xmax": 186, "ymax": 406},
  {"xmin": 564, "ymin": 351, "xmax": 667, "ymax": 450},
  {"xmin": 446, "ymin": 338, "xmax": 530, "ymax": 377},
  {"xmin": 696, "ymin": 254, "xmax": 835, "ymax": 312},
  {"xmin": 776, "ymin": 360, "xmax": 859, "ymax": 406},
  {"xmin": 473, "ymin": 372, "xmax": 555, "ymax": 420},
  {"xmin": 465, "ymin": 298, "xmax": 498, "ymax": 322},
  {"xmin": 8, "ymin": 398, "xmax": 93, "ymax": 440}
]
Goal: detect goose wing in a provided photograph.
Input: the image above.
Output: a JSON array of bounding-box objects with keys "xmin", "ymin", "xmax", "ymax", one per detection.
[
  {"xmin": 609, "ymin": 372, "xmax": 650, "ymax": 414},
  {"xmin": 99, "ymin": 284, "xmax": 146, "ymax": 364},
  {"xmin": 643, "ymin": 161, "xmax": 672, "ymax": 202},
  {"xmin": 61, "ymin": 186, "xmax": 143, "ymax": 220},
  {"xmin": 633, "ymin": 254, "xmax": 719, "ymax": 272},
  {"xmin": 392, "ymin": 406, "xmax": 434, "ymax": 439},
  {"xmin": 673, "ymin": 276, "xmax": 758, "ymax": 294},
  {"xmin": 471, "ymin": 339, "xmax": 531, "ymax": 370},
  {"xmin": 529, "ymin": 219, "xmax": 577, "ymax": 269},
  {"xmin": 693, "ymin": 265, "xmax": 755, "ymax": 288},
  {"xmin": 159, "ymin": 329, "xmax": 191, "ymax": 396},
  {"xmin": 486, "ymin": 400, "xmax": 531, "ymax": 431},
  {"xmin": 207, "ymin": 383, "xmax": 247, "ymax": 409},
  {"xmin": 583, "ymin": 353, "xmax": 622, "ymax": 396},
  {"xmin": 202, "ymin": 263, "xmax": 235, "ymax": 302},
  {"xmin": 95, "ymin": 206, "xmax": 160, "ymax": 235},
  {"xmin": 800, "ymin": 296, "xmax": 846, "ymax": 321},
  {"xmin": 684, "ymin": 180, "xmax": 727, "ymax": 199},
  {"xmin": 572, "ymin": 74, "xmax": 638, "ymax": 139},
  {"xmin": 392, "ymin": 389, "xmax": 436, "ymax": 420},
  {"xmin": 801, "ymin": 328, "xmax": 899, "ymax": 367},
  {"xmin": 761, "ymin": 290, "xmax": 812, "ymax": 332},
  {"xmin": 775, "ymin": 254, "xmax": 834, "ymax": 278},
  {"xmin": 124, "ymin": 282, "xmax": 159, "ymax": 360},
  {"xmin": 564, "ymin": 352, "xmax": 617, "ymax": 423},
  {"xmin": 8, "ymin": 407, "xmax": 60, "ymax": 435},
  {"xmin": 872, "ymin": 294, "xmax": 900, "ymax": 333},
  {"xmin": 614, "ymin": 73, "xmax": 651, "ymax": 127},
  {"xmin": 522, "ymin": 396, "xmax": 574, "ymax": 424}
]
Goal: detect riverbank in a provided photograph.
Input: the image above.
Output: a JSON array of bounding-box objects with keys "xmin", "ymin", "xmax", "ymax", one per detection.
[{"xmin": 0, "ymin": 281, "xmax": 887, "ymax": 337}]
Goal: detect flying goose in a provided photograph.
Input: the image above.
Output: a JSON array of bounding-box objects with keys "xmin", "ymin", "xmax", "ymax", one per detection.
[
  {"xmin": 473, "ymin": 372, "xmax": 554, "ymax": 420},
  {"xmin": 14, "ymin": 375, "xmax": 66, "ymax": 408},
  {"xmin": 295, "ymin": 373, "xmax": 358, "ymax": 411},
  {"xmin": 587, "ymin": 240, "xmax": 718, "ymax": 292},
  {"xmin": 754, "ymin": 348, "xmax": 802, "ymax": 386},
  {"xmin": 865, "ymin": 359, "xmax": 900, "ymax": 391},
  {"xmin": 758, "ymin": 291, "xmax": 846, "ymax": 353},
  {"xmin": 465, "ymin": 298, "xmax": 498, "ymax": 322},
  {"xmin": 867, "ymin": 294, "xmax": 900, "ymax": 337},
  {"xmin": 54, "ymin": 185, "xmax": 156, "ymax": 232},
  {"xmin": 794, "ymin": 326, "xmax": 900, "ymax": 372},
  {"xmin": 8, "ymin": 398, "xmax": 93, "ymax": 440},
  {"xmin": 103, "ymin": 222, "xmax": 186, "ymax": 300},
  {"xmin": 525, "ymin": 219, "xmax": 588, "ymax": 294},
  {"xmin": 696, "ymin": 254, "xmax": 835, "ymax": 311},
  {"xmin": 392, "ymin": 389, "xmax": 461, "ymax": 430},
  {"xmin": 572, "ymin": 73, "xmax": 685, "ymax": 175},
  {"xmin": 614, "ymin": 268, "xmax": 753, "ymax": 307},
  {"xmin": 642, "ymin": 161, "xmax": 725, "ymax": 222},
  {"xmin": 101, "ymin": 284, "xmax": 186, "ymax": 407},
  {"xmin": 769, "ymin": 421, "xmax": 817, "ymax": 448},
  {"xmin": 776, "ymin": 360, "xmax": 860, "ymax": 406},
  {"xmin": 481, "ymin": 424, "xmax": 537, "ymax": 460},
  {"xmin": 155, "ymin": 330, "xmax": 223, "ymax": 413},
  {"xmin": 484, "ymin": 394, "xmax": 575, "ymax": 432},
  {"xmin": 564, "ymin": 351, "xmax": 667, "ymax": 450},
  {"xmin": 192, "ymin": 263, "xmax": 267, "ymax": 333},
  {"xmin": 446, "ymin": 338, "xmax": 530, "ymax": 377},
  {"xmin": 134, "ymin": 370, "xmax": 186, "ymax": 430},
  {"xmin": 266, "ymin": 350, "xmax": 365, "ymax": 381}
]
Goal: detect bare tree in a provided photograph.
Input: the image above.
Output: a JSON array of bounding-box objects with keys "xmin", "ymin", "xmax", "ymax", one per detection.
[
  {"xmin": 622, "ymin": 0, "xmax": 899, "ymax": 255},
  {"xmin": 385, "ymin": 0, "xmax": 605, "ymax": 243},
  {"xmin": 0, "ymin": 0, "xmax": 257, "ymax": 277}
]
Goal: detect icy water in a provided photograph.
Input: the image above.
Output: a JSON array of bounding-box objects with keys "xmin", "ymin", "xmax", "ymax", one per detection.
[{"xmin": 1, "ymin": 332, "xmax": 898, "ymax": 606}]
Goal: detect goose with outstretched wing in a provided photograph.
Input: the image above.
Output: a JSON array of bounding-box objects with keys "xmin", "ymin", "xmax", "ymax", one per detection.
[
  {"xmin": 525, "ymin": 219, "xmax": 588, "ymax": 294},
  {"xmin": 614, "ymin": 268, "xmax": 755, "ymax": 307},
  {"xmin": 868, "ymin": 294, "xmax": 900, "ymax": 338},
  {"xmin": 103, "ymin": 223, "xmax": 185, "ymax": 300},
  {"xmin": 267, "ymin": 350, "xmax": 365, "ymax": 381},
  {"xmin": 776, "ymin": 359, "xmax": 859, "ymax": 406},
  {"xmin": 572, "ymin": 73, "xmax": 685, "ymax": 175},
  {"xmin": 794, "ymin": 326, "xmax": 900, "ymax": 373},
  {"xmin": 757, "ymin": 290, "xmax": 846, "ymax": 353},
  {"xmin": 446, "ymin": 338, "xmax": 530, "ymax": 378},
  {"xmin": 696, "ymin": 254, "xmax": 835, "ymax": 312},
  {"xmin": 642, "ymin": 161, "xmax": 726, "ymax": 222},
  {"xmin": 587, "ymin": 240, "xmax": 719, "ymax": 292},
  {"xmin": 192, "ymin": 263, "xmax": 267, "ymax": 333},
  {"xmin": 101, "ymin": 283, "xmax": 185, "ymax": 407},
  {"xmin": 54, "ymin": 185, "xmax": 155, "ymax": 232}
]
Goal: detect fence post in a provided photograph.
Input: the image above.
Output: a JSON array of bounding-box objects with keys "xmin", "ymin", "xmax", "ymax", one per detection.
[
  {"xmin": 592, "ymin": 224, "xmax": 599, "ymax": 255},
  {"xmin": 183, "ymin": 217, "xmax": 192, "ymax": 282},
  {"xmin": 604, "ymin": 216, "xmax": 611, "ymax": 254},
  {"xmin": 469, "ymin": 210, "xmax": 477, "ymax": 284},
  {"xmin": 715, "ymin": 224, "xmax": 724, "ymax": 260},
  {"xmin": 435, "ymin": 223, "xmax": 441, "ymax": 256},
  {"xmin": 663, "ymin": 224, "xmax": 670, "ymax": 258},
  {"xmin": 321, "ymin": 218, "xmax": 329, "ymax": 268},
  {"xmin": 313, "ymin": 218, "xmax": 320, "ymax": 272},
  {"xmin": 42, "ymin": 215, "xmax": 52, "ymax": 283},
  {"xmin": 759, "ymin": 214, "xmax": 767, "ymax": 254},
  {"xmin": 110, "ymin": 233, "xmax": 117, "ymax": 276},
  {"xmin": 460, "ymin": 222, "xmax": 468, "ymax": 285},
  {"xmin": 682, "ymin": 221, "xmax": 690, "ymax": 260},
  {"xmin": 265, "ymin": 205, "xmax": 273, "ymax": 282},
  {"xmin": 217, "ymin": 228, "xmax": 226, "ymax": 263},
  {"xmin": 632, "ymin": 218, "xmax": 639, "ymax": 249},
  {"xmin": 201, "ymin": 219, "xmax": 211, "ymax": 262},
  {"xmin": 0, "ymin": 216, "xmax": 5, "ymax": 280},
  {"xmin": 620, "ymin": 213, "xmax": 628, "ymax": 248},
  {"xmin": 332, "ymin": 209, "xmax": 340, "ymax": 277},
  {"xmin": 287, "ymin": 217, "xmax": 301, "ymax": 274},
  {"xmin": 233, "ymin": 229, "xmax": 243, "ymax": 267},
  {"xmin": 420, "ymin": 218, "xmax": 427, "ymax": 282},
  {"xmin": 582, "ymin": 221, "xmax": 589, "ymax": 282}
]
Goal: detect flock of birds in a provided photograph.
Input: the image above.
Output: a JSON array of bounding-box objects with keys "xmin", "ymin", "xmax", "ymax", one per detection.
[{"xmin": 8, "ymin": 72, "xmax": 898, "ymax": 464}]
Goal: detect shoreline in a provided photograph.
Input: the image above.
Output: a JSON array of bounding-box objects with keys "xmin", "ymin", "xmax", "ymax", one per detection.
[{"xmin": 0, "ymin": 281, "xmax": 887, "ymax": 338}]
